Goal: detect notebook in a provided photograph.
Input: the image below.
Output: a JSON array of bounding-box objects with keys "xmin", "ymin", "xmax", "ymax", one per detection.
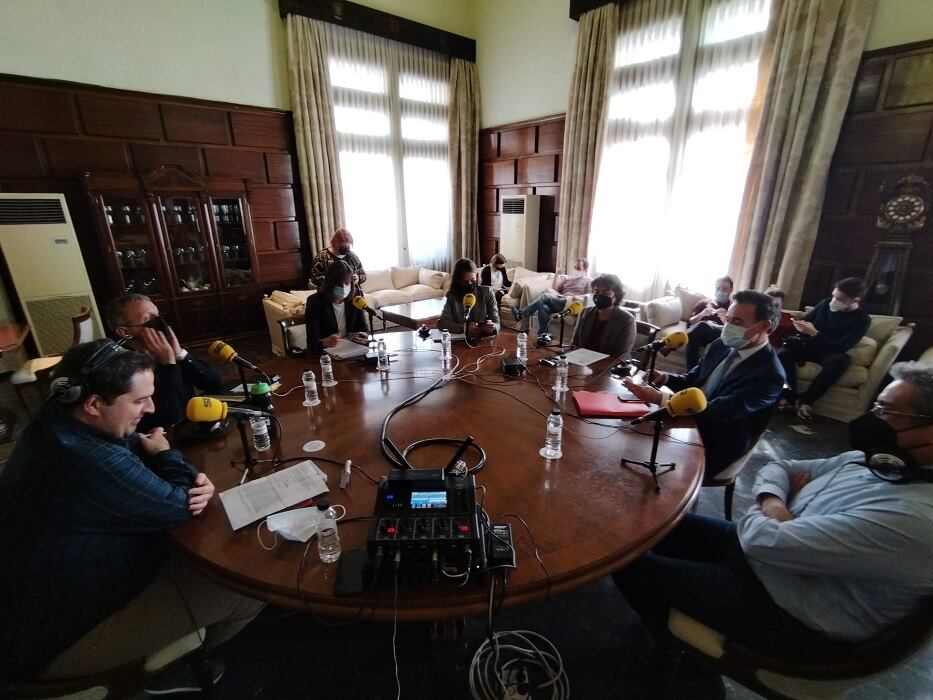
[
  {"xmin": 323, "ymin": 338, "xmax": 370, "ymax": 359},
  {"xmin": 571, "ymin": 391, "xmax": 651, "ymax": 418}
]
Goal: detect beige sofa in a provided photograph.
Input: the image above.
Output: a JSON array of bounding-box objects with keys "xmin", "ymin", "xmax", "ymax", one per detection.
[
  {"xmin": 262, "ymin": 265, "xmax": 449, "ymax": 355},
  {"xmin": 631, "ymin": 287, "xmax": 914, "ymax": 422}
]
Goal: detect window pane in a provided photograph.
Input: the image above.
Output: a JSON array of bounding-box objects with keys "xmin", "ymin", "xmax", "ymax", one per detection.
[
  {"xmin": 609, "ymin": 82, "xmax": 677, "ymax": 123},
  {"xmin": 403, "ymin": 157, "xmax": 450, "ymax": 265},
  {"xmin": 333, "ymin": 106, "xmax": 391, "ymax": 137},
  {"xmin": 401, "ymin": 117, "xmax": 448, "ymax": 142},
  {"xmin": 339, "ymin": 152, "xmax": 399, "ymax": 268},
  {"xmin": 701, "ymin": 0, "xmax": 770, "ymax": 46},
  {"xmin": 691, "ymin": 60, "xmax": 760, "ymax": 113},
  {"xmin": 329, "ymin": 58, "xmax": 386, "ymax": 94},
  {"xmin": 615, "ymin": 16, "xmax": 682, "ymax": 69},
  {"xmin": 400, "ymin": 74, "xmax": 448, "ymax": 105}
]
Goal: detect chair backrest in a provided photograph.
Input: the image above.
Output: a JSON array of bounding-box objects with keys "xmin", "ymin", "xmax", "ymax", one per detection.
[
  {"xmin": 705, "ymin": 403, "xmax": 777, "ymax": 487},
  {"xmin": 72, "ymin": 307, "xmax": 94, "ymax": 345}
]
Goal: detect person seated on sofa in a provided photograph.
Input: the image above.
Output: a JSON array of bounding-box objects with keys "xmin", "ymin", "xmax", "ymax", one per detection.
[
  {"xmin": 778, "ymin": 276, "xmax": 871, "ymax": 422},
  {"xmin": 480, "ymin": 253, "xmax": 511, "ymax": 303},
  {"xmin": 571, "ymin": 274, "xmax": 636, "ymax": 358},
  {"xmin": 624, "ymin": 290, "xmax": 785, "ymax": 478},
  {"xmin": 309, "ymin": 227, "xmax": 367, "ymax": 291},
  {"xmin": 304, "ymin": 261, "xmax": 369, "ymax": 352},
  {"xmin": 765, "ymin": 286, "xmax": 796, "ymax": 350},
  {"xmin": 612, "ymin": 362, "xmax": 933, "ymax": 683},
  {"xmin": 511, "ymin": 257, "xmax": 592, "ymax": 346},
  {"xmin": 684, "ymin": 275, "xmax": 734, "ymax": 369},
  {"xmin": 438, "ymin": 258, "xmax": 499, "ymax": 339}
]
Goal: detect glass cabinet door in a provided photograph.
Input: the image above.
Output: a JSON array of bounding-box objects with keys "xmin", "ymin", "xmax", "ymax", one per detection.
[
  {"xmin": 160, "ymin": 196, "xmax": 216, "ymax": 294},
  {"xmin": 211, "ymin": 198, "xmax": 255, "ymax": 287},
  {"xmin": 102, "ymin": 195, "xmax": 165, "ymax": 296}
]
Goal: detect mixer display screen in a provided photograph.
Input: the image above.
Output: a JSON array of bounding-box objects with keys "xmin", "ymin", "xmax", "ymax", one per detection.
[{"xmin": 410, "ymin": 491, "xmax": 447, "ymax": 509}]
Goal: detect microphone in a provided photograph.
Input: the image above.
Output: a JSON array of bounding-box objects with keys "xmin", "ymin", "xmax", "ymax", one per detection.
[
  {"xmin": 631, "ymin": 387, "xmax": 707, "ymax": 424},
  {"xmin": 635, "ymin": 330, "xmax": 689, "ymax": 355},
  {"xmin": 463, "ymin": 292, "xmax": 477, "ymax": 323},
  {"xmin": 352, "ymin": 295, "xmax": 378, "ymax": 317},
  {"xmin": 209, "ymin": 340, "xmax": 261, "ymax": 373},
  {"xmin": 185, "ymin": 396, "xmax": 263, "ymax": 422},
  {"xmin": 557, "ymin": 300, "xmax": 585, "ymax": 318}
]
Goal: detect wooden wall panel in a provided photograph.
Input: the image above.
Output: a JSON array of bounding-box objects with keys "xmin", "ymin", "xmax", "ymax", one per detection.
[
  {"xmin": 518, "ymin": 155, "xmax": 557, "ymax": 184},
  {"xmin": 130, "ymin": 143, "xmax": 202, "ymax": 175},
  {"xmin": 253, "ymin": 221, "xmax": 276, "ymax": 252},
  {"xmin": 250, "ymin": 187, "xmax": 296, "ymax": 219},
  {"xmin": 484, "ymin": 160, "xmax": 515, "ymax": 186},
  {"xmin": 78, "ymin": 94, "xmax": 164, "ymax": 140},
  {"xmin": 160, "ymin": 104, "xmax": 229, "ymax": 144},
  {"xmin": 480, "ymin": 133, "xmax": 498, "ymax": 160},
  {"xmin": 0, "ymin": 135, "xmax": 43, "ymax": 178},
  {"xmin": 500, "ymin": 127, "xmax": 535, "ymax": 158},
  {"xmin": 0, "ymin": 84, "xmax": 77, "ymax": 133},
  {"xmin": 804, "ymin": 40, "xmax": 933, "ymax": 360},
  {"xmin": 258, "ymin": 251, "xmax": 303, "ymax": 282},
  {"xmin": 265, "ymin": 153, "xmax": 294, "ymax": 184},
  {"xmin": 44, "ymin": 138, "xmax": 129, "ymax": 176},
  {"xmin": 481, "ymin": 188, "xmax": 497, "ymax": 213},
  {"xmin": 204, "ymin": 148, "xmax": 266, "ymax": 181},
  {"xmin": 275, "ymin": 221, "xmax": 301, "ymax": 250},
  {"xmin": 538, "ymin": 121, "xmax": 564, "ymax": 154},
  {"xmin": 231, "ymin": 112, "xmax": 289, "ymax": 149}
]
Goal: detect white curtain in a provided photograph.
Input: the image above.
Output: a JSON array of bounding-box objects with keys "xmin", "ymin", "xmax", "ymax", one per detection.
[
  {"xmin": 324, "ymin": 23, "xmax": 451, "ymax": 271},
  {"xmin": 588, "ymin": 0, "xmax": 770, "ymax": 301}
]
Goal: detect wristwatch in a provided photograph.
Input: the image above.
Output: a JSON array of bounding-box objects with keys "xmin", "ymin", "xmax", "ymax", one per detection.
[{"xmin": 175, "ymin": 349, "xmax": 189, "ymax": 362}]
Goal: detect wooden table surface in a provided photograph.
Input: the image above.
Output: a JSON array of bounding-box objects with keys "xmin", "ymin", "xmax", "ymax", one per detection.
[{"xmin": 170, "ymin": 331, "xmax": 704, "ymax": 621}]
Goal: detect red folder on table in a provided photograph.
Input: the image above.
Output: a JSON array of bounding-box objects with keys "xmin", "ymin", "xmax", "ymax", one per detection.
[{"xmin": 571, "ymin": 391, "xmax": 651, "ymax": 418}]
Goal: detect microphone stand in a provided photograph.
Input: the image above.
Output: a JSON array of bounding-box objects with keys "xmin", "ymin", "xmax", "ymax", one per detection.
[
  {"xmin": 645, "ymin": 345, "xmax": 661, "ymax": 388},
  {"xmin": 620, "ymin": 413, "xmax": 675, "ymax": 491},
  {"xmin": 234, "ymin": 415, "xmax": 259, "ymax": 484},
  {"xmin": 556, "ymin": 312, "xmax": 568, "ymax": 352},
  {"xmin": 237, "ymin": 364, "xmax": 249, "ymax": 398}
]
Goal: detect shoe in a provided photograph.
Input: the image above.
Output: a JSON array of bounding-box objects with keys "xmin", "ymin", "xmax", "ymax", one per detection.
[
  {"xmin": 510, "ymin": 306, "xmax": 523, "ymax": 322},
  {"xmin": 535, "ymin": 333, "xmax": 551, "ymax": 347},
  {"xmin": 797, "ymin": 404, "xmax": 812, "ymax": 421},
  {"xmin": 777, "ymin": 397, "xmax": 792, "ymax": 411},
  {"xmin": 145, "ymin": 657, "xmax": 225, "ymax": 695}
]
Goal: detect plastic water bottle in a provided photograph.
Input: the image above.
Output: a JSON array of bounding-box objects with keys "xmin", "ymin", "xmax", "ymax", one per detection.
[
  {"xmin": 320, "ymin": 354, "xmax": 337, "ymax": 387},
  {"xmin": 249, "ymin": 381, "xmax": 277, "ymax": 437},
  {"xmin": 302, "ymin": 369, "xmax": 321, "ymax": 407},
  {"xmin": 441, "ymin": 329, "xmax": 452, "ymax": 363},
  {"xmin": 377, "ymin": 339, "xmax": 390, "ymax": 372},
  {"xmin": 249, "ymin": 414, "xmax": 271, "ymax": 452},
  {"xmin": 553, "ymin": 355, "xmax": 568, "ymax": 394},
  {"xmin": 316, "ymin": 499, "xmax": 342, "ymax": 563},
  {"xmin": 516, "ymin": 331, "xmax": 528, "ymax": 364},
  {"xmin": 540, "ymin": 409, "xmax": 563, "ymax": 459}
]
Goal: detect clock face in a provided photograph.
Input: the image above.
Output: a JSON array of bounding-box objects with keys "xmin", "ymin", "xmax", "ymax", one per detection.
[{"xmin": 883, "ymin": 194, "xmax": 925, "ymax": 224}]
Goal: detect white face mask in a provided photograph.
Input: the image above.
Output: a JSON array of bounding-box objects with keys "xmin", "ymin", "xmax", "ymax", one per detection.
[
  {"xmin": 829, "ymin": 298, "xmax": 850, "ymax": 312},
  {"xmin": 263, "ymin": 504, "xmax": 346, "ymax": 544}
]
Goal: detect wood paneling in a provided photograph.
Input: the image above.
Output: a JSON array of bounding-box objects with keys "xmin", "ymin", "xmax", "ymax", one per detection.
[
  {"xmin": 500, "ymin": 127, "xmax": 535, "ymax": 158},
  {"xmin": 0, "ymin": 135, "xmax": 43, "ymax": 178},
  {"xmin": 231, "ymin": 112, "xmax": 288, "ymax": 150},
  {"xmin": 44, "ymin": 138, "xmax": 129, "ymax": 176},
  {"xmin": 481, "ymin": 188, "xmax": 497, "ymax": 213},
  {"xmin": 480, "ymin": 133, "xmax": 498, "ymax": 160},
  {"xmin": 538, "ymin": 121, "xmax": 564, "ymax": 154},
  {"xmin": 0, "ymin": 84, "xmax": 76, "ymax": 133},
  {"xmin": 835, "ymin": 112, "xmax": 933, "ymax": 165},
  {"xmin": 854, "ymin": 165, "xmax": 933, "ymax": 214},
  {"xmin": 161, "ymin": 104, "xmax": 229, "ymax": 144},
  {"xmin": 250, "ymin": 187, "xmax": 296, "ymax": 219},
  {"xmin": 258, "ymin": 251, "xmax": 302, "ymax": 282},
  {"xmin": 78, "ymin": 94, "xmax": 163, "ymax": 140},
  {"xmin": 822, "ymin": 169, "xmax": 858, "ymax": 215},
  {"xmin": 205, "ymin": 148, "xmax": 266, "ymax": 181},
  {"xmin": 536, "ymin": 186, "xmax": 560, "ymax": 212},
  {"xmin": 484, "ymin": 160, "xmax": 515, "ymax": 186},
  {"xmin": 253, "ymin": 221, "xmax": 276, "ymax": 252},
  {"xmin": 265, "ymin": 153, "xmax": 294, "ymax": 184},
  {"xmin": 275, "ymin": 221, "xmax": 301, "ymax": 250},
  {"xmin": 131, "ymin": 143, "xmax": 202, "ymax": 175},
  {"xmin": 518, "ymin": 155, "xmax": 557, "ymax": 184}
]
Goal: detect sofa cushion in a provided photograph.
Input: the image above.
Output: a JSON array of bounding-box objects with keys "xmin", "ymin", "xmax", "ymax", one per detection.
[
  {"xmin": 398, "ymin": 284, "xmax": 445, "ymax": 301},
  {"xmin": 848, "ymin": 335, "xmax": 879, "ymax": 367},
  {"xmin": 511, "ymin": 267, "xmax": 546, "ymax": 281},
  {"xmin": 391, "ymin": 265, "xmax": 421, "ymax": 289},
  {"xmin": 798, "ymin": 362, "xmax": 869, "ymax": 389},
  {"xmin": 362, "ymin": 268, "xmax": 394, "ymax": 294},
  {"xmin": 368, "ymin": 289, "xmax": 414, "ymax": 307},
  {"xmin": 418, "ymin": 268, "xmax": 447, "ymax": 290},
  {"xmin": 673, "ymin": 286, "xmax": 706, "ymax": 322},
  {"xmin": 645, "ymin": 296, "xmax": 683, "ymax": 329},
  {"xmin": 866, "ymin": 314, "xmax": 902, "ymax": 344}
]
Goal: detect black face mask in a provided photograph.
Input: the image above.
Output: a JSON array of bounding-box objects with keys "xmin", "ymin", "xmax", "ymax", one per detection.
[
  {"xmin": 849, "ymin": 412, "xmax": 915, "ymax": 481},
  {"xmin": 337, "ymin": 245, "xmax": 351, "ymax": 256},
  {"xmin": 457, "ymin": 281, "xmax": 477, "ymax": 296},
  {"xmin": 593, "ymin": 293, "xmax": 612, "ymax": 310},
  {"xmin": 143, "ymin": 315, "xmax": 171, "ymax": 339}
]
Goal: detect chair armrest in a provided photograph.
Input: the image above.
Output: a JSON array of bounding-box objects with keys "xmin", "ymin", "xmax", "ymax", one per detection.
[
  {"xmin": 863, "ymin": 325, "xmax": 914, "ymax": 394},
  {"xmin": 279, "ymin": 318, "xmax": 306, "ymax": 354}
]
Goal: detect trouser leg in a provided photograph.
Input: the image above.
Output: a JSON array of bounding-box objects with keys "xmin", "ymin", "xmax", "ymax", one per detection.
[
  {"xmin": 777, "ymin": 346, "xmax": 801, "ymax": 397},
  {"xmin": 686, "ymin": 323, "xmax": 719, "ymax": 369},
  {"xmin": 40, "ymin": 556, "xmax": 265, "ymax": 678},
  {"xmin": 535, "ymin": 293, "xmax": 566, "ymax": 335},
  {"xmin": 798, "ymin": 351, "xmax": 850, "ymax": 405}
]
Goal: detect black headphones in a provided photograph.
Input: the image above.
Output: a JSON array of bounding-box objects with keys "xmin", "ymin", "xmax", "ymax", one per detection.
[
  {"xmin": 865, "ymin": 449, "xmax": 933, "ymax": 484},
  {"xmin": 49, "ymin": 339, "xmax": 130, "ymax": 404}
]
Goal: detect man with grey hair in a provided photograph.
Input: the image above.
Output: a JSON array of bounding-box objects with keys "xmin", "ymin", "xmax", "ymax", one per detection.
[{"xmin": 614, "ymin": 361, "xmax": 933, "ymax": 671}]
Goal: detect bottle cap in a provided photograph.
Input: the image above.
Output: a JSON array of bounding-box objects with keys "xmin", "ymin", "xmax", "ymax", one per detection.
[
  {"xmin": 550, "ymin": 409, "xmax": 561, "ymax": 415},
  {"xmin": 250, "ymin": 382, "xmax": 271, "ymax": 395},
  {"xmin": 316, "ymin": 499, "xmax": 331, "ymax": 511}
]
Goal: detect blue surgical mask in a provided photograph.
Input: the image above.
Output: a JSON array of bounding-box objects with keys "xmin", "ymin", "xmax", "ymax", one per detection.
[
  {"xmin": 714, "ymin": 291, "xmax": 730, "ymax": 305},
  {"xmin": 720, "ymin": 322, "xmax": 749, "ymax": 350},
  {"xmin": 333, "ymin": 284, "xmax": 350, "ymax": 301}
]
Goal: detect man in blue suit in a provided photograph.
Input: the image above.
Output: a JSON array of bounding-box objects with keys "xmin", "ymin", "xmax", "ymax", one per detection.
[{"xmin": 625, "ymin": 290, "xmax": 785, "ymax": 477}]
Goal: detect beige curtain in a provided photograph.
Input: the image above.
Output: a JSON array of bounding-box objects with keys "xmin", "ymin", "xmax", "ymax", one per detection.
[
  {"xmin": 556, "ymin": 3, "xmax": 620, "ymax": 272},
  {"xmin": 449, "ymin": 58, "xmax": 481, "ymax": 266},
  {"xmin": 286, "ymin": 15, "xmax": 344, "ymax": 255},
  {"xmin": 730, "ymin": 0, "xmax": 876, "ymax": 306}
]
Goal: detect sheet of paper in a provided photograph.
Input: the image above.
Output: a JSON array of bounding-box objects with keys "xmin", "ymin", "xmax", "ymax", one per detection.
[
  {"xmin": 429, "ymin": 329, "xmax": 466, "ymax": 342},
  {"xmin": 324, "ymin": 338, "xmax": 370, "ymax": 359},
  {"xmin": 562, "ymin": 347, "xmax": 609, "ymax": 366},
  {"xmin": 618, "ymin": 387, "xmax": 639, "ymax": 401},
  {"xmin": 219, "ymin": 460, "xmax": 329, "ymax": 530}
]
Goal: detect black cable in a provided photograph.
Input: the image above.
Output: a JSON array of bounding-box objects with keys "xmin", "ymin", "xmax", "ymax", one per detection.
[
  {"xmin": 501, "ymin": 513, "xmax": 550, "ymax": 600},
  {"xmin": 401, "ymin": 437, "xmax": 487, "ymax": 475}
]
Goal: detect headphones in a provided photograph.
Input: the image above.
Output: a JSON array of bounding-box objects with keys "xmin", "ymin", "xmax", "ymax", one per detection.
[
  {"xmin": 865, "ymin": 449, "xmax": 933, "ymax": 484},
  {"xmin": 49, "ymin": 339, "xmax": 130, "ymax": 404}
]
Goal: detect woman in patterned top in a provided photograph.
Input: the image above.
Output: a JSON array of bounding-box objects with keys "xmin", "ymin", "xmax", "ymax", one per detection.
[{"xmin": 309, "ymin": 228, "xmax": 367, "ymax": 291}]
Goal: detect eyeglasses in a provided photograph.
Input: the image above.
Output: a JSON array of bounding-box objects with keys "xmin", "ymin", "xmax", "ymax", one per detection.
[{"xmin": 871, "ymin": 402, "xmax": 932, "ymax": 421}]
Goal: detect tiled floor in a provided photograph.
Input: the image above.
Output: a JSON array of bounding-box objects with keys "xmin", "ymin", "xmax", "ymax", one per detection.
[{"xmin": 2, "ymin": 334, "xmax": 930, "ymax": 699}]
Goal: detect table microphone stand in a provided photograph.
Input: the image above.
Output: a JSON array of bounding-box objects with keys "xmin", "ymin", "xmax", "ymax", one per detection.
[
  {"xmin": 645, "ymin": 346, "xmax": 661, "ymax": 388},
  {"xmin": 620, "ymin": 414, "xmax": 675, "ymax": 491},
  {"xmin": 556, "ymin": 313, "xmax": 568, "ymax": 352},
  {"xmin": 237, "ymin": 364, "xmax": 250, "ymax": 398},
  {"xmin": 234, "ymin": 416, "xmax": 260, "ymax": 484}
]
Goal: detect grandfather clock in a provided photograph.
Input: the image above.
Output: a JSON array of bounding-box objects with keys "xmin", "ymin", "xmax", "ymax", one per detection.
[{"xmin": 863, "ymin": 175, "xmax": 930, "ymax": 315}]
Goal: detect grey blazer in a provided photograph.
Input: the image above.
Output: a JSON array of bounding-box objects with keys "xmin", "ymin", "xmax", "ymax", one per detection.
[
  {"xmin": 437, "ymin": 285, "xmax": 500, "ymax": 334},
  {"xmin": 571, "ymin": 305, "xmax": 636, "ymax": 358}
]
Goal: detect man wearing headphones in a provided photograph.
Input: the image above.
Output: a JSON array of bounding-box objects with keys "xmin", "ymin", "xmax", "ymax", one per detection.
[
  {"xmin": 0, "ymin": 340, "xmax": 262, "ymax": 687},
  {"xmin": 614, "ymin": 361, "xmax": 933, "ymax": 687},
  {"xmin": 105, "ymin": 293, "xmax": 222, "ymax": 432}
]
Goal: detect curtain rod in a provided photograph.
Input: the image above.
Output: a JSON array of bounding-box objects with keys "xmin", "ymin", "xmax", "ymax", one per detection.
[{"xmin": 279, "ymin": 0, "xmax": 476, "ymax": 62}]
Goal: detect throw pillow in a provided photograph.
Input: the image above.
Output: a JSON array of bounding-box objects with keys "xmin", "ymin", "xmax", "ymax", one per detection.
[
  {"xmin": 391, "ymin": 266, "xmax": 421, "ymax": 289},
  {"xmin": 848, "ymin": 335, "xmax": 879, "ymax": 367},
  {"xmin": 645, "ymin": 296, "xmax": 683, "ymax": 328},
  {"xmin": 673, "ymin": 286, "xmax": 706, "ymax": 322},
  {"xmin": 418, "ymin": 268, "xmax": 447, "ymax": 290},
  {"xmin": 866, "ymin": 315, "xmax": 902, "ymax": 344},
  {"xmin": 362, "ymin": 268, "xmax": 394, "ymax": 294}
]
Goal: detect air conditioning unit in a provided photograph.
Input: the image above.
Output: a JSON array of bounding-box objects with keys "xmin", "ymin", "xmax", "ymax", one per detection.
[
  {"xmin": 0, "ymin": 194, "xmax": 103, "ymax": 355},
  {"xmin": 499, "ymin": 194, "xmax": 540, "ymax": 270}
]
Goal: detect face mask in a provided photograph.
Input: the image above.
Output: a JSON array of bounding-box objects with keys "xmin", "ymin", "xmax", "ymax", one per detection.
[
  {"xmin": 265, "ymin": 507, "xmax": 321, "ymax": 543},
  {"xmin": 720, "ymin": 322, "xmax": 749, "ymax": 349},
  {"xmin": 333, "ymin": 284, "xmax": 350, "ymax": 301},
  {"xmin": 458, "ymin": 281, "xmax": 477, "ymax": 295},
  {"xmin": 142, "ymin": 315, "xmax": 170, "ymax": 339},
  {"xmin": 593, "ymin": 293, "xmax": 612, "ymax": 310},
  {"xmin": 849, "ymin": 413, "xmax": 916, "ymax": 479},
  {"xmin": 337, "ymin": 244, "xmax": 351, "ymax": 256},
  {"xmin": 714, "ymin": 291, "xmax": 730, "ymax": 305},
  {"xmin": 829, "ymin": 298, "xmax": 849, "ymax": 312}
]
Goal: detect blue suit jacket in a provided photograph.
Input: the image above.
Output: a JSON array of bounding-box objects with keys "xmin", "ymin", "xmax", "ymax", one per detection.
[{"xmin": 666, "ymin": 338, "xmax": 785, "ymax": 477}]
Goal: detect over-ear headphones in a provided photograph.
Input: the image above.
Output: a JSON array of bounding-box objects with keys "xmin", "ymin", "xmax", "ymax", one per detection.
[
  {"xmin": 49, "ymin": 339, "xmax": 130, "ymax": 404},
  {"xmin": 865, "ymin": 449, "xmax": 933, "ymax": 484}
]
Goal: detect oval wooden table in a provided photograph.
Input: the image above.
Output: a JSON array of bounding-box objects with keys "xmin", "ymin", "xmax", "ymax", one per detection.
[{"xmin": 170, "ymin": 331, "xmax": 704, "ymax": 622}]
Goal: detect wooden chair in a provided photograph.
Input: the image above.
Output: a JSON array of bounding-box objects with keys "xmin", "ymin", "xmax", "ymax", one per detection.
[
  {"xmin": 10, "ymin": 307, "xmax": 94, "ymax": 415},
  {"xmin": 664, "ymin": 600, "xmax": 933, "ymax": 700}
]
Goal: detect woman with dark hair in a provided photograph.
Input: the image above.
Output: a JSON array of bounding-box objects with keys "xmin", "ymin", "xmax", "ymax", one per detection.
[
  {"xmin": 304, "ymin": 260, "xmax": 368, "ymax": 351},
  {"xmin": 438, "ymin": 258, "xmax": 500, "ymax": 337},
  {"xmin": 479, "ymin": 253, "xmax": 511, "ymax": 302},
  {"xmin": 571, "ymin": 273, "xmax": 635, "ymax": 357}
]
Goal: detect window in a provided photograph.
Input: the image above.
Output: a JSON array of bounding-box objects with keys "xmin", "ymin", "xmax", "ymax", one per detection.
[
  {"xmin": 588, "ymin": 0, "xmax": 770, "ymax": 300},
  {"xmin": 326, "ymin": 25, "xmax": 451, "ymax": 270}
]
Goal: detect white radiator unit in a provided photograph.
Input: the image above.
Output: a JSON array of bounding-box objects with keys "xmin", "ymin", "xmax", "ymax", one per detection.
[
  {"xmin": 499, "ymin": 194, "xmax": 540, "ymax": 270},
  {"xmin": 0, "ymin": 194, "xmax": 103, "ymax": 356}
]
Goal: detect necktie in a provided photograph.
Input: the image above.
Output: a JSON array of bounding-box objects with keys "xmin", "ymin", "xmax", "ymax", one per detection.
[{"xmin": 704, "ymin": 349, "xmax": 738, "ymax": 398}]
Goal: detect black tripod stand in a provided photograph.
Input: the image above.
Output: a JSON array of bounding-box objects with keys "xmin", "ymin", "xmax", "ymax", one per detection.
[
  {"xmin": 621, "ymin": 414, "xmax": 675, "ymax": 491},
  {"xmin": 234, "ymin": 415, "xmax": 260, "ymax": 484}
]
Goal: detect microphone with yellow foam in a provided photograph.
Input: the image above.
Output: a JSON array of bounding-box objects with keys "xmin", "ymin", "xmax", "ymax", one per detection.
[
  {"xmin": 209, "ymin": 340, "xmax": 261, "ymax": 373},
  {"xmin": 557, "ymin": 299, "xmax": 585, "ymax": 318},
  {"xmin": 352, "ymin": 295, "xmax": 378, "ymax": 318},
  {"xmin": 631, "ymin": 387, "xmax": 707, "ymax": 424},
  {"xmin": 635, "ymin": 329, "xmax": 689, "ymax": 355},
  {"xmin": 463, "ymin": 292, "xmax": 477, "ymax": 324},
  {"xmin": 186, "ymin": 396, "xmax": 263, "ymax": 422}
]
